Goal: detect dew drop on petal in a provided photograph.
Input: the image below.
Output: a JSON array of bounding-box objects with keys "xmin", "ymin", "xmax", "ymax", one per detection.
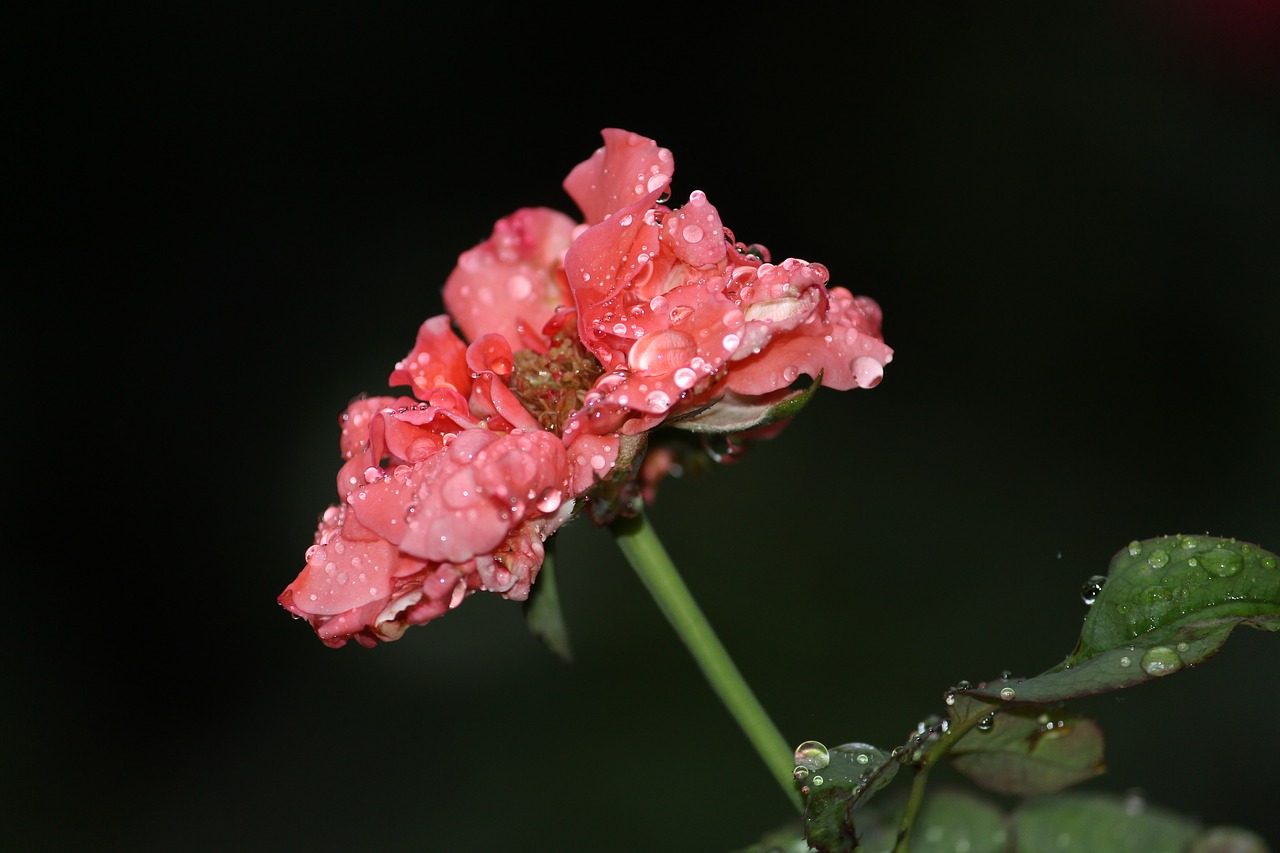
[
  {"xmin": 536, "ymin": 488, "xmax": 562, "ymax": 513},
  {"xmin": 508, "ymin": 274, "xmax": 533, "ymax": 299},
  {"xmin": 628, "ymin": 328, "xmax": 697, "ymax": 373},
  {"xmin": 851, "ymin": 355, "xmax": 883, "ymax": 388},
  {"xmin": 644, "ymin": 390, "xmax": 671, "ymax": 411},
  {"xmin": 682, "ymin": 224, "xmax": 704, "ymax": 243}
]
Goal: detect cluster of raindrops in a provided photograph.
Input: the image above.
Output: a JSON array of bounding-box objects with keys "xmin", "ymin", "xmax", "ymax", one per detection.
[
  {"xmin": 896, "ymin": 714, "xmax": 952, "ymax": 764},
  {"xmin": 792, "ymin": 740, "xmax": 829, "ymax": 795}
]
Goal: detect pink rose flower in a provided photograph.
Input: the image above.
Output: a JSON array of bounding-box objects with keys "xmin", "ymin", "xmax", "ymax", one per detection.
[
  {"xmin": 282, "ymin": 128, "xmax": 890, "ymax": 647},
  {"xmin": 559, "ymin": 129, "xmax": 892, "ymax": 439}
]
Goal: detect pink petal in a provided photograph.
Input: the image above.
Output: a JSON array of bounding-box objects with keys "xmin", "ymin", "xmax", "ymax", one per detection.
[
  {"xmin": 563, "ymin": 128, "xmax": 674, "ymax": 226},
  {"xmin": 387, "ymin": 315, "xmax": 473, "ymax": 399},
  {"xmin": 443, "ymin": 207, "xmax": 577, "ymax": 349}
]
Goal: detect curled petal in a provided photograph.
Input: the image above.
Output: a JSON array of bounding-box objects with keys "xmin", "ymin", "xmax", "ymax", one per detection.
[
  {"xmin": 443, "ymin": 207, "xmax": 576, "ymax": 349},
  {"xmin": 563, "ymin": 128, "xmax": 674, "ymax": 226},
  {"xmin": 387, "ymin": 315, "xmax": 473, "ymax": 399},
  {"xmin": 338, "ymin": 396, "xmax": 398, "ymax": 461},
  {"xmin": 663, "ymin": 190, "xmax": 727, "ymax": 268},
  {"xmin": 725, "ymin": 286, "xmax": 893, "ymax": 395}
]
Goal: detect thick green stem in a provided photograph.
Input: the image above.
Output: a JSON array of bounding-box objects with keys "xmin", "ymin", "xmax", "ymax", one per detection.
[{"xmin": 611, "ymin": 509, "xmax": 804, "ymax": 813}]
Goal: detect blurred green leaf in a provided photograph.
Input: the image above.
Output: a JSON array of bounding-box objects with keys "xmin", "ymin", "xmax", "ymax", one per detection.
[
  {"xmin": 948, "ymin": 697, "xmax": 1105, "ymax": 796},
  {"xmin": 1010, "ymin": 791, "xmax": 1202, "ymax": 852},
  {"xmin": 742, "ymin": 789, "xmax": 1270, "ymax": 853},
  {"xmin": 523, "ymin": 543, "xmax": 572, "ymax": 661},
  {"xmin": 854, "ymin": 788, "xmax": 1009, "ymax": 853},
  {"xmin": 963, "ymin": 535, "xmax": 1279, "ymax": 704}
]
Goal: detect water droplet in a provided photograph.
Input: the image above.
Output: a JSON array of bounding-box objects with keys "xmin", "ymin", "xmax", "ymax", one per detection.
[
  {"xmin": 1140, "ymin": 645, "xmax": 1182, "ymax": 676},
  {"xmin": 1262, "ymin": 555, "xmax": 1278, "ymax": 569},
  {"xmin": 850, "ymin": 355, "xmax": 883, "ymax": 388},
  {"xmin": 855, "ymin": 752, "xmax": 870, "ymax": 765},
  {"xmin": 944, "ymin": 689, "xmax": 958, "ymax": 706},
  {"xmin": 999, "ymin": 686, "xmax": 1016, "ymax": 701},
  {"xmin": 1180, "ymin": 536, "xmax": 1199, "ymax": 550},
  {"xmin": 793, "ymin": 740, "xmax": 829, "ymax": 771},
  {"xmin": 1200, "ymin": 548, "xmax": 1243, "ymax": 577},
  {"xmin": 811, "ymin": 775, "xmax": 824, "ymax": 786},
  {"xmin": 1127, "ymin": 539, "xmax": 1143, "ymax": 556},
  {"xmin": 644, "ymin": 390, "xmax": 671, "ymax": 411},
  {"xmin": 977, "ymin": 713, "xmax": 996, "ymax": 732},
  {"xmin": 535, "ymin": 488, "xmax": 562, "ymax": 514},
  {"xmin": 792, "ymin": 765, "xmax": 809, "ymax": 781},
  {"xmin": 628, "ymin": 328, "xmax": 697, "ymax": 373},
  {"xmin": 1080, "ymin": 575, "xmax": 1107, "ymax": 605},
  {"xmin": 1146, "ymin": 549, "xmax": 1170, "ymax": 569},
  {"xmin": 1119, "ymin": 655, "xmax": 1132, "ymax": 667}
]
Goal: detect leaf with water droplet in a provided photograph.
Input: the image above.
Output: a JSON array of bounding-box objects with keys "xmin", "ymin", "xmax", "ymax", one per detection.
[
  {"xmin": 947, "ymin": 695, "xmax": 1105, "ymax": 796},
  {"xmin": 799, "ymin": 741, "xmax": 897, "ymax": 852},
  {"xmin": 963, "ymin": 535, "xmax": 1280, "ymax": 704},
  {"xmin": 666, "ymin": 373, "xmax": 821, "ymax": 434},
  {"xmin": 522, "ymin": 542, "xmax": 572, "ymax": 662}
]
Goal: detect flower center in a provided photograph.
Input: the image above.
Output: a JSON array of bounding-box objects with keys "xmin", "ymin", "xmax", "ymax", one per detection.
[{"xmin": 509, "ymin": 330, "xmax": 605, "ymax": 435}]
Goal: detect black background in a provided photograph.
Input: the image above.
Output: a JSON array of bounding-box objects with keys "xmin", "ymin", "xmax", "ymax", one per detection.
[{"xmin": 10, "ymin": 2, "xmax": 1279, "ymax": 851}]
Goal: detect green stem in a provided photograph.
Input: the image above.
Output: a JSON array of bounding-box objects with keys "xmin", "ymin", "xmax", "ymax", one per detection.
[
  {"xmin": 892, "ymin": 708, "xmax": 991, "ymax": 853},
  {"xmin": 611, "ymin": 509, "xmax": 804, "ymax": 813}
]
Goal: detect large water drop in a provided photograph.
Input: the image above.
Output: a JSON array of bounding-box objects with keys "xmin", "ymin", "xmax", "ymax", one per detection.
[
  {"xmin": 793, "ymin": 740, "xmax": 830, "ymax": 772},
  {"xmin": 1140, "ymin": 645, "xmax": 1183, "ymax": 677}
]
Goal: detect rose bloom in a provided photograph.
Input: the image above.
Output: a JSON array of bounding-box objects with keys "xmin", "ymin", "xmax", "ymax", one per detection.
[{"xmin": 280, "ymin": 128, "xmax": 891, "ymax": 648}]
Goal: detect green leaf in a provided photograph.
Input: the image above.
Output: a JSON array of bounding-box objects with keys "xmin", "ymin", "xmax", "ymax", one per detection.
[
  {"xmin": 1010, "ymin": 792, "xmax": 1203, "ymax": 852},
  {"xmin": 962, "ymin": 535, "xmax": 1280, "ymax": 704},
  {"xmin": 739, "ymin": 790, "xmax": 1271, "ymax": 853},
  {"xmin": 522, "ymin": 543, "xmax": 572, "ymax": 662},
  {"xmin": 855, "ymin": 788, "xmax": 1010, "ymax": 853},
  {"xmin": 666, "ymin": 376, "xmax": 821, "ymax": 434},
  {"xmin": 948, "ymin": 696, "xmax": 1105, "ymax": 796},
  {"xmin": 802, "ymin": 785, "xmax": 860, "ymax": 853},
  {"xmin": 798, "ymin": 742, "xmax": 899, "ymax": 852}
]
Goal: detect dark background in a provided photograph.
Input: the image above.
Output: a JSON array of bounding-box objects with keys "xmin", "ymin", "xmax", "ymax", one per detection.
[{"xmin": 10, "ymin": 2, "xmax": 1279, "ymax": 851}]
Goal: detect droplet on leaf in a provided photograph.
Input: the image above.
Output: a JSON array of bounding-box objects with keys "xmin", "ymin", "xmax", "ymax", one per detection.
[
  {"xmin": 793, "ymin": 740, "xmax": 830, "ymax": 771},
  {"xmin": 1081, "ymin": 575, "xmax": 1107, "ymax": 605},
  {"xmin": 1140, "ymin": 645, "xmax": 1183, "ymax": 676}
]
